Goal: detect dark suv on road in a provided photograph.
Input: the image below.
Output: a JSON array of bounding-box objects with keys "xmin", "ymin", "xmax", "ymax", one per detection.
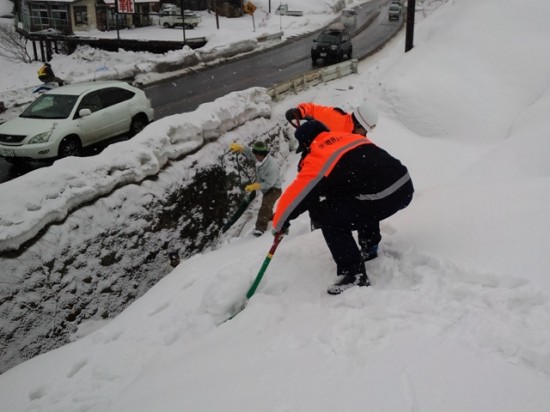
[{"xmin": 311, "ymin": 23, "xmax": 353, "ymax": 66}]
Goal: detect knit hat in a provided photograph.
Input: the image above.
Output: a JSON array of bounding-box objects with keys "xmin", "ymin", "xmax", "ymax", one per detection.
[
  {"xmin": 294, "ymin": 120, "xmax": 329, "ymax": 153},
  {"xmin": 252, "ymin": 140, "xmax": 269, "ymax": 155}
]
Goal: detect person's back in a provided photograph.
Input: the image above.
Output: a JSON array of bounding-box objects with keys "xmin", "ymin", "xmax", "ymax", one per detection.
[{"xmin": 322, "ymin": 141, "xmax": 409, "ymax": 197}]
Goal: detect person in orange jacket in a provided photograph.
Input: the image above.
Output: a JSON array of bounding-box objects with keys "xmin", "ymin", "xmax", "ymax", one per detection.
[
  {"xmin": 285, "ymin": 101, "xmax": 379, "ymax": 230},
  {"xmin": 272, "ymin": 120, "xmax": 414, "ymax": 295},
  {"xmin": 285, "ymin": 101, "xmax": 378, "ymax": 136}
]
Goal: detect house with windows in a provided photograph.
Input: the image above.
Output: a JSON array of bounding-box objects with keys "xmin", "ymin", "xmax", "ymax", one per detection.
[
  {"xmin": 11, "ymin": 0, "xmax": 242, "ymax": 60},
  {"xmin": 15, "ymin": 0, "xmax": 160, "ymax": 35}
]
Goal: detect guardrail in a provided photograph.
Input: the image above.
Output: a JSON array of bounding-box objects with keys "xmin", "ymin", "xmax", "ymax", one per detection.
[
  {"xmin": 267, "ymin": 58, "xmax": 359, "ymax": 101},
  {"xmin": 256, "ymin": 31, "xmax": 284, "ymax": 42}
]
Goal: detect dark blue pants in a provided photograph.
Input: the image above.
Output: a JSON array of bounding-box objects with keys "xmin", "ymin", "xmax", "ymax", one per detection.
[{"xmin": 319, "ymin": 180, "xmax": 414, "ymax": 276}]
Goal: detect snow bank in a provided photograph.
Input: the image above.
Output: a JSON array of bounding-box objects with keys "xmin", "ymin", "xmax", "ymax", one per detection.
[{"xmin": 0, "ymin": 88, "xmax": 272, "ymax": 252}]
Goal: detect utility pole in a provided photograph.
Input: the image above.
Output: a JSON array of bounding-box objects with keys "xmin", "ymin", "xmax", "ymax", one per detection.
[
  {"xmin": 180, "ymin": 0, "xmax": 186, "ymax": 43},
  {"xmin": 114, "ymin": 0, "xmax": 121, "ymax": 41},
  {"xmin": 405, "ymin": 0, "xmax": 416, "ymax": 52}
]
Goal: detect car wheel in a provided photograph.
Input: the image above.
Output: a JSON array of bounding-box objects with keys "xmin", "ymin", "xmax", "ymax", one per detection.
[
  {"xmin": 58, "ymin": 136, "xmax": 82, "ymax": 158},
  {"xmin": 130, "ymin": 114, "xmax": 149, "ymax": 137},
  {"xmin": 163, "ymin": 23, "xmax": 170, "ymax": 28}
]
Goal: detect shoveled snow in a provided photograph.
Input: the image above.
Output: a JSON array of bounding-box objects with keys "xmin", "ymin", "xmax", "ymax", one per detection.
[{"xmin": 1, "ymin": 0, "xmax": 550, "ymax": 411}]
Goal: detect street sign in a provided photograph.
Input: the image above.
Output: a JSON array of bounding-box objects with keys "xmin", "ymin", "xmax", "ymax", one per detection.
[{"xmin": 244, "ymin": 2, "xmax": 257, "ymax": 15}]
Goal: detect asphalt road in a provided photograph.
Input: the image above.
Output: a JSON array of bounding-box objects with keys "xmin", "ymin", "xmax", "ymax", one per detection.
[
  {"xmin": 145, "ymin": 0, "xmax": 401, "ymax": 118},
  {"xmin": 0, "ymin": 0, "xmax": 403, "ymax": 183}
]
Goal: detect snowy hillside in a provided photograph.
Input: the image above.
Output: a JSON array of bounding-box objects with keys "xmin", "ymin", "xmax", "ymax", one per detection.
[{"xmin": 1, "ymin": 0, "xmax": 550, "ymax": 411}]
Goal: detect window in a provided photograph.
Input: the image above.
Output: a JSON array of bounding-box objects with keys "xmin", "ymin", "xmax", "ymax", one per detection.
[
  {"xmin": 29, "ymin": 2, "xmax": 69, "ymax": 31},
  {"xmin": 50, "ymin": 4, "xmax": 68, "ymax": 23},
  {"xmin": 77, "ymin": 92, "xmax": 103, "ymax": 114},
  {"xmin": 73, "ymin": 6, "xmax": 88, "ymax": 25},
  {"xmin": 29, "ymin": 3, "xmax": 49, "ymax": 29},
  {"xmin": 99, "ymin": 88, "xmax": 135, "ymax": 108}
]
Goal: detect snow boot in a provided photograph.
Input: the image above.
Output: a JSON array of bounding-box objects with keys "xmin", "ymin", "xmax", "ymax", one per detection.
[
  {"xmin": 327, "ymin": 270, "xmax": 370, "ymax": 295},
  {"xmin": 360, "ymin": 244, "xmax": 378, "ymax": 262}
]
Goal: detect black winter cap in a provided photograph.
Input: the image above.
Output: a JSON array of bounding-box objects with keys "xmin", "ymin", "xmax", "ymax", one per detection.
[{"xmin": 294, "ymin": 120, "xmax": 329, "ymax": 153}]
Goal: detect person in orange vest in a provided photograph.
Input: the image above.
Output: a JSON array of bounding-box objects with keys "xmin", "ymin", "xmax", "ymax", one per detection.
[
  {"xmin": 286, "ymin": 101, "xmax": 379, "ymax": 230},
  {"xmin": 272, "ymin": 120, "xmax": 414, "ymax": 295},
  {"xmin": 285, "ymin": 101, "xmax": 378, "ymax": 136}
]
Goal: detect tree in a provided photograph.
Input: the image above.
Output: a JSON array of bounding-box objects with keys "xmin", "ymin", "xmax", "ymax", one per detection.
[{"xmin": 0, "ymin": 22, "xmax": 32, "ymax": 63}]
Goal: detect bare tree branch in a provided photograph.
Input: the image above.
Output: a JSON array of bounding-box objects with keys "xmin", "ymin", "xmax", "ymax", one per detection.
[{"xmin": 0, "ymin": 21, "xmax": 32, "ymax": 63}]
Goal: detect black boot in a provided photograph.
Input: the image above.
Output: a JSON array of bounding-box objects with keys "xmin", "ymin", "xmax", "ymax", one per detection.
[
  {"xmin": 327, "ymin": 270, "xmax": 370, "ymax": 295},
  {"xmin": 360, "ymin": 244, "xmax": 378, "ymax": 262}
]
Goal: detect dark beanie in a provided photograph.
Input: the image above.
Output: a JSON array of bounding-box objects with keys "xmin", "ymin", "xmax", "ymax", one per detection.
[
  {"xmin": 295, "ymin": 120, "xmax": 329, "ymax": 153},
  {"xmin": 252, "ymin": 140, "xmax": 269, "ymax": 155}
]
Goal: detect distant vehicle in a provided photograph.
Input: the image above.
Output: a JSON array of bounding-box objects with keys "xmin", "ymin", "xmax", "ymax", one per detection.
[
  {"xmin": 159, "ymin": 7, "xmax": 201, "ymax": 29},
  {"xmin": 341, "ymin": 8, "xmax": 357, "ymax": 28},
  {"xmin": 389, "ymin": 3, "xmax": 402, "ymax": 20},
  {"xmin": 159, "ymin": 3, "xmax": 178, "ymax": 13},
  {"xmin": 275, "ymin": 4, "xmax": 303, "ymax": 17},
  {"xmin": 311, "ymin": 23, "xmax": 353, "ymax": 66},
  {"xmin": 0, "ymin": 81, "xmax": 154, "ymax": 164}
]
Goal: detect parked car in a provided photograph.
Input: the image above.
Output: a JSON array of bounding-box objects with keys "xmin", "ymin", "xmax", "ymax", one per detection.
[
  {"xmin": 311, "ymin": 23, "xmax": 353, "ymax": 66},
  {"xmin": 0, "ymin": 81, "xmax": 154, "ymax": 164},
  {"xmin": 159, "ymin": 7, "xmax": 201, "ymax": 29},
  {"xmin": 275, "ymin": 4, "xmax": 303, "ymax": 17},
  {"xmin": 389, "ymin": 3, "xmax": 402, "ymax": 20}
]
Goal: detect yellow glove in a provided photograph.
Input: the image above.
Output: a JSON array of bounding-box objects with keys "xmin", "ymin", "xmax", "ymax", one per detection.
[
  {"xmin": 230, "ymin": 143, "xmax": 244, "ymax": 153},
  {"xmin": 245, "ymin": 182, "xmax": 261, "ymax": 192}
]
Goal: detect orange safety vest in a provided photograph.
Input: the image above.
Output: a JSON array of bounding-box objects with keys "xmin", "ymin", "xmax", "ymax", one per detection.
[
  {"xmin": 273, "ymin": 131, "xmax": 372, "ymax": 231},
  {"xmin": 297, "ymin": 103, "xmax": 355, "ymax": 133}
]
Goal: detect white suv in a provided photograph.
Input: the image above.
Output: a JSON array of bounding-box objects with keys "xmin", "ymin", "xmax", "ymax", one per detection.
[{"xmin": 0, "ymin": 81, "xmax": 154, "ymax": 164}]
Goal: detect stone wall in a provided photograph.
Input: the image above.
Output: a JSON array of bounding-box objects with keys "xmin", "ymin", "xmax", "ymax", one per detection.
[{"xmin": 0, "ymin": 123, "xmax": 289, "ymax": 374}]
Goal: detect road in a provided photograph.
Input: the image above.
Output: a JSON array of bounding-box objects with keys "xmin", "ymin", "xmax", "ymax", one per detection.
[
  {"xmin": 145, "ymin": 0, "xmax": 400, "ymax": 118},
  {"xmin": 0, "ymin": 0, "xmax": 402, "ymax": 183}
]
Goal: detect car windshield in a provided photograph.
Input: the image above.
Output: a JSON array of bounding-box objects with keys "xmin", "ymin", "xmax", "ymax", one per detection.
[
  {"xmin": 317, "ymin": 31, "xmax": 342, "ymax": 44},
  {"xmin": 20, "ymin": 94, "xmax": 78, "ymax": 119}
]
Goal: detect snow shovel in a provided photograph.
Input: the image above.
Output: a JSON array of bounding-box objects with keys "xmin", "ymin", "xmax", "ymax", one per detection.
[
  {"xmin": 226, "ymin": 231, "xmax": 286, "ymax": 321},
  {"xmin": 221, "ymin": 190, "xmax": 257, "ymax": 233}
]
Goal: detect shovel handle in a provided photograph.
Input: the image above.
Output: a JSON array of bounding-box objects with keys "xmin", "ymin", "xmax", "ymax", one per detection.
[{"xmin": 246, "ymin": 232, "xmax": 285, "ymax": 299}]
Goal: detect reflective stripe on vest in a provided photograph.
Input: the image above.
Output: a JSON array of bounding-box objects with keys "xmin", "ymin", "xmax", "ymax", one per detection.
[
  {"xmin": 356, "ymin": 172, "xmax": 411, "ymax": 201},
  {"xmin": 273, "ymin": 132, "xmax": 370, "ymax": 231}
]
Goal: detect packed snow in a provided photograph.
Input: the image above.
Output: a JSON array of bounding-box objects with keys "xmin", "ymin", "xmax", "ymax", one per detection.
[{"xmin": 1, "ymin": 0, "xmax": 550, "ymax": 411}]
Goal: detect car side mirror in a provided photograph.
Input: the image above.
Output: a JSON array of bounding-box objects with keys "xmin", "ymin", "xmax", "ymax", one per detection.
[{"xmin": 79, "ymin": 108, "xmax": 92, "ymax": 117}]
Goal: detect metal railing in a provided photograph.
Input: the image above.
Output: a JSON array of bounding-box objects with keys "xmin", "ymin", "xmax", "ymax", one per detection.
[{"xmin": 267, "ymin": 59, "xmax": 359, "ymax": 101}]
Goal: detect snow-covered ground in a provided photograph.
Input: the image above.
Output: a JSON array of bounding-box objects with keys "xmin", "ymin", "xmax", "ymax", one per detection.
[
  {"xmin": 2, "ymin": 0, "xmax": 550, "ymax": 411},
  {"xmin": 0, "ymin": 0, "xmax": 350, "ymax": 111}
]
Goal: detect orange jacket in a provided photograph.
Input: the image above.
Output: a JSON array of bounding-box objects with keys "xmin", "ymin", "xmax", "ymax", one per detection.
[
  {"xmin": 273, "ymin": 131, "xmax": 371, "ymax": 231},
  {"xmin": 297, "ymin": 103, "xmax": 354, "ymax": 133}
]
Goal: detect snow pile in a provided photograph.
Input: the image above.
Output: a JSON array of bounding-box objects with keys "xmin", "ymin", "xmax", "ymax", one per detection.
[
  {"xmin": 0, "ymin": 87, "xmax": 271, "ymax": 252},
  {"xmin": 1, "ymin": 0, "xmax": 550, "ymax": 411}
]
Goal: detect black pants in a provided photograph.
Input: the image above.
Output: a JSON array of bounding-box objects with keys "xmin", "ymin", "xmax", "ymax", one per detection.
[{"xmin": 319, "ymin": 180, "xmax": 414, "ymax": 276}]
